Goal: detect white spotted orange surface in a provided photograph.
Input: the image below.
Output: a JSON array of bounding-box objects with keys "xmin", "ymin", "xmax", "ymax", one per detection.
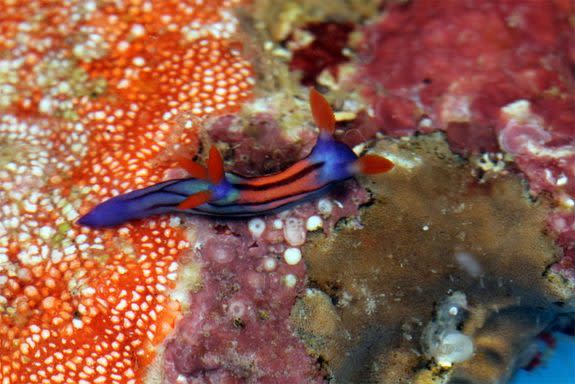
[{"xmin": 0, "ymin": 1, "xmax": 252, "ymax": 383}]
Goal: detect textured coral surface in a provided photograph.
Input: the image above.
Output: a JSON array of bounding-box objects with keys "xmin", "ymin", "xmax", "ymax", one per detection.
[
  {"xmin": 0, "ymin": 1, "xmax": 252, "ymax": 383},
  {"xmin": 2, "ymin": 1, "xmax": 574, "ymax": 383},
  {"xmin": 358, "ymin": 0, "xmax": 575, "ymax": 286}
]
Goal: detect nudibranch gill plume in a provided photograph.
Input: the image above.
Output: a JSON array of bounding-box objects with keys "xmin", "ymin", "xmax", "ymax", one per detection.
[{"xmin": 78, "ymin": 89, "xmax": 394, "ymax": 228}]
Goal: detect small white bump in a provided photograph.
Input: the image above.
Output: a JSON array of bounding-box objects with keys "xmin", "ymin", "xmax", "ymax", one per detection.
[
  {"xmin": 283, "ymin": 247, "xmax": 302, "ymax": 265},
  {"xmin": 317, "ymin": 199, "xmax": 333, "ymax": 216},
  {"xmin": 284, "ymin": 274, "xmax": 297, "ymax": 288},
  {"xmin": 263, "ymin": 257, "xmax": 277, "ymax": 271},
  {"xmin": 248, "ymin": 218, "xmax": 266, "ymax": 239},
  {"xmin": 72, "ymin": 318, "xmax": 83, "ymax": 329},
  {"xmin": 129, "ymin": 24, "xmax": 146, "ymax": 38},
  {"xmin": 284, "ymin": 217, "xmax": 305, "ymax": 246},
  {"xmin": 132, "ymin": 57, "xmax": 146, "ymax": 67},
  {"xmin": 306, "ymin": 215, "xmax": 323, "ymax": 231}
]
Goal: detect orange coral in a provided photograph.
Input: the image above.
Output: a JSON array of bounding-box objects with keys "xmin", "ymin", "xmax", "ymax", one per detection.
[{"xmin": 0, "ymin": 1, "xmax": 252, "ymax": 383}]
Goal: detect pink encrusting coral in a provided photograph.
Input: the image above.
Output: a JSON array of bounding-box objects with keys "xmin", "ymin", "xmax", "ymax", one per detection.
[
  {"xmin": 207, "ymin": 112, "xmax": 317, "ymax": 177},
  {"xmin": 163, "ymin": 200, "xmax": 369, "ymax": 383},
  {"xmin": 357, "ymin": 0, "xmax": 575, "ymax": 284}
]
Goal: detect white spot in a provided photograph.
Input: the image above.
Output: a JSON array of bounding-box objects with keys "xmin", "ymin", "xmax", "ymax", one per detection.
[
  {"xmin": 50, "ymin": 250, "xmax": 63, "ymax": 264},
  {"xmin": 116, "ymin": 299, "xmax": 128, "ymax": 311},
  {"xmin": 227, "ymin": 300, "xmax": 246, "ymax": 318},
  {"xmin": 306, "ymin": 215, "xmax": 323, "ymax": 231},
  {"xmin": 501, "ymin": 99, "xmax": 531, "ymax": 118},
  {"xmin": 38, "ymin": 226, "xmax": 56, "ymax": 240},
  {"xmin": 559, "ymin": 193, "xmax": 575, "ymax": 209},
  {"xmin": 248, "ymin": 218, "xmax": 266, "ymax": 239},
  {"xmin": 419, "ymin": 117, "xmax": 433, "ymax": 129},
  {"xmin": 23, "ymin": 200, "xmax": 38, "ymax": 213},
  {"xmin": 434, "ymin": 331, "xmax": 474, "ymax": 367},
  {"xmin": 284, "ymin": 274, "xmax": 297, "ymax": 288},
  {"xmin": 454, "ymin": 251, "xmax": 482, "ymax": 278},
  {"xmin": 283, "ymin": 248, "xmax": 302, "ymax": 265},
  {"xmin": 263, "ymin": 257, "xmax": 277, "ymax": 271},
  {"xmin": 283, "ymin": 217, "xmax": 306, "ymax": 246},
  {"xmin": 129, "ymin": 24, "xmax": 146, "ymax": 38},
  {"xmin": 440, "ymin": 95, "xmax": 471, "ymax": 123},
  {"xmin": 317, "ymin": 199, "xmax": 333, "ymax": 216},
  {"xmin": 422, "ymin": 224, "xmax": 429, "ymax": 231},
  {"xmin": 132, "ymin": 57, "xmax": 146, "ymax": 67},
  {"xmin": 273, "ymin": 219, "xmax": 283, "ymax": 229},
  {"xmin": 39, "ymin": 97, "xmax": 53, "ymax": 113},
  {"xmin": 212, "ymin": 246, "xmax": 234, "ymax": 264}
]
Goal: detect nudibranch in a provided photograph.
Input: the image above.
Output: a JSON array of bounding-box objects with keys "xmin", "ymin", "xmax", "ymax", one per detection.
[{"xmin": 78, "ymin": 89, "xmax": 394, "ymax": 228}]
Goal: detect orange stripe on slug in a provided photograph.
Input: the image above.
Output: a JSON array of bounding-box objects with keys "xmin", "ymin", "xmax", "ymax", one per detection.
[
  {"xmin": 309, "ymin": 88, "xmax": 335, "ymax": 134},
  {"xmin": 177, "ymin": 191, "xmax": 212, "ymax": 210},
  {"xmin": 238, "ymin": 170, "xmax": 321, "ymax": 205},
  {"xmin": 239, "ymin": 159, "xmax": 313, "ymax": 187},
  {"xmin": 356, "ymin": 155, "xmax": 394, "ymax": 175}
]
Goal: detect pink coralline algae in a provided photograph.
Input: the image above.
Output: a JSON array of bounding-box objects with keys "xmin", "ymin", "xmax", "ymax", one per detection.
[
  {"xmin": 207, "ymin": 112, "xmax": 315, "ymax": 177},
  {"xmin": 358, "ymin": 0, "xmax": 575, "ymax": 285},
  {"xmin": 163, "ymin": 219, "xmax": 318, "ymax": 384}
]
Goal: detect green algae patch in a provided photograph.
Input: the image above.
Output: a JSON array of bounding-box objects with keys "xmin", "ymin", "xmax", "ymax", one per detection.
[{"xmin": 292, "ymin": 133, "xmax": 563, "ymax": 383}]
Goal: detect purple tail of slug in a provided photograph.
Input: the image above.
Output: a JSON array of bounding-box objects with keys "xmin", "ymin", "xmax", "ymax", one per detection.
[
  {"xmin": 77, "ymin": 196, "xmax": 153, "ymax": 228},
  {"xmin": 77, "ymin": 178, "xmax": 207, "ymax": 228}
]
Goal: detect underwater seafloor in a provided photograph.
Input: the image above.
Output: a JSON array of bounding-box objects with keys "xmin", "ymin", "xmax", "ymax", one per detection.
[{"xmin": 1, "ymin": 1, "xmax": 574, "ymax": 383}]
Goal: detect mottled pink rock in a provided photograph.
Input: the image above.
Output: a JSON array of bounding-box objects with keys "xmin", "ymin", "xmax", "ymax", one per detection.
[
  {"xmin": 359, "ymin": 0, "xmax": 574, "ymax": 152},
  {"xmin": 207, "ymin": 113, "xmax": 315, "ymax": 177},
  {"xmin": 357, "ymin": 0, "xmax": 575, "ymax": 284}
]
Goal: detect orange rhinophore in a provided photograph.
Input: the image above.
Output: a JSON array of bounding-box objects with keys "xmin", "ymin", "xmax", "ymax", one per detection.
[
  {"xmin": 176, "ymin": 156, "xmax": 209, "ymax": 180},
  {"xmin": 207, "ymin": 145, "xmax": 225, "ymax": 184},
  {"xmin": 356, "ymin": 154, "xmax": 395, "ymax": 175},
  {"xmin": 309, "ymin": 88, "xmax": 336, "ymax": 134}
]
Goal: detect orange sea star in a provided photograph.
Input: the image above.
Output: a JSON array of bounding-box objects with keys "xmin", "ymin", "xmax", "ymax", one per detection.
[{"xmin": 0, "ymin": 1, "xmax": 252, "ymax": 383}]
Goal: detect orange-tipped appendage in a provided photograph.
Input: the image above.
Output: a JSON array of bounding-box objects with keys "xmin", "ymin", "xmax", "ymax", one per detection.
[
  {"xmin": 207, "ymin": 145, "xmax": 225, "ymax": 184},
  {"xmin": 309, "ymin": 88, "xmax": 336, "ymax": 134},
  {"xmin": 177, "ymin": 190, "xmax": 212, "ymax": 210},
  {"xmin": 175, "ymin": 156, "xmax": 209, "ymax": 179},
  {"xmin": 356, "ymin": 154, "xmax": 395, "ymax": 175}
]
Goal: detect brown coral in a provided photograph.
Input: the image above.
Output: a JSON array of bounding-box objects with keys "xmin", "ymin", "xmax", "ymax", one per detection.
[{"xmin": 292, "ymin": 133, "xmax": 562, "ymax": 383}]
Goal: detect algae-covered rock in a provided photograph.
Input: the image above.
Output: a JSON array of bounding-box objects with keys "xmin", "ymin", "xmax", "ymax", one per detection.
[{"xmin": 292, "ymin": 134, "xmax": 565, "ymax": 383}]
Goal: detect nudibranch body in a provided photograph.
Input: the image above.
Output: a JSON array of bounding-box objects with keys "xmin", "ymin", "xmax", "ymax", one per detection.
[{"xmin": 78, "ymin": 89, "xmax": 394, "ymax": 228}]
